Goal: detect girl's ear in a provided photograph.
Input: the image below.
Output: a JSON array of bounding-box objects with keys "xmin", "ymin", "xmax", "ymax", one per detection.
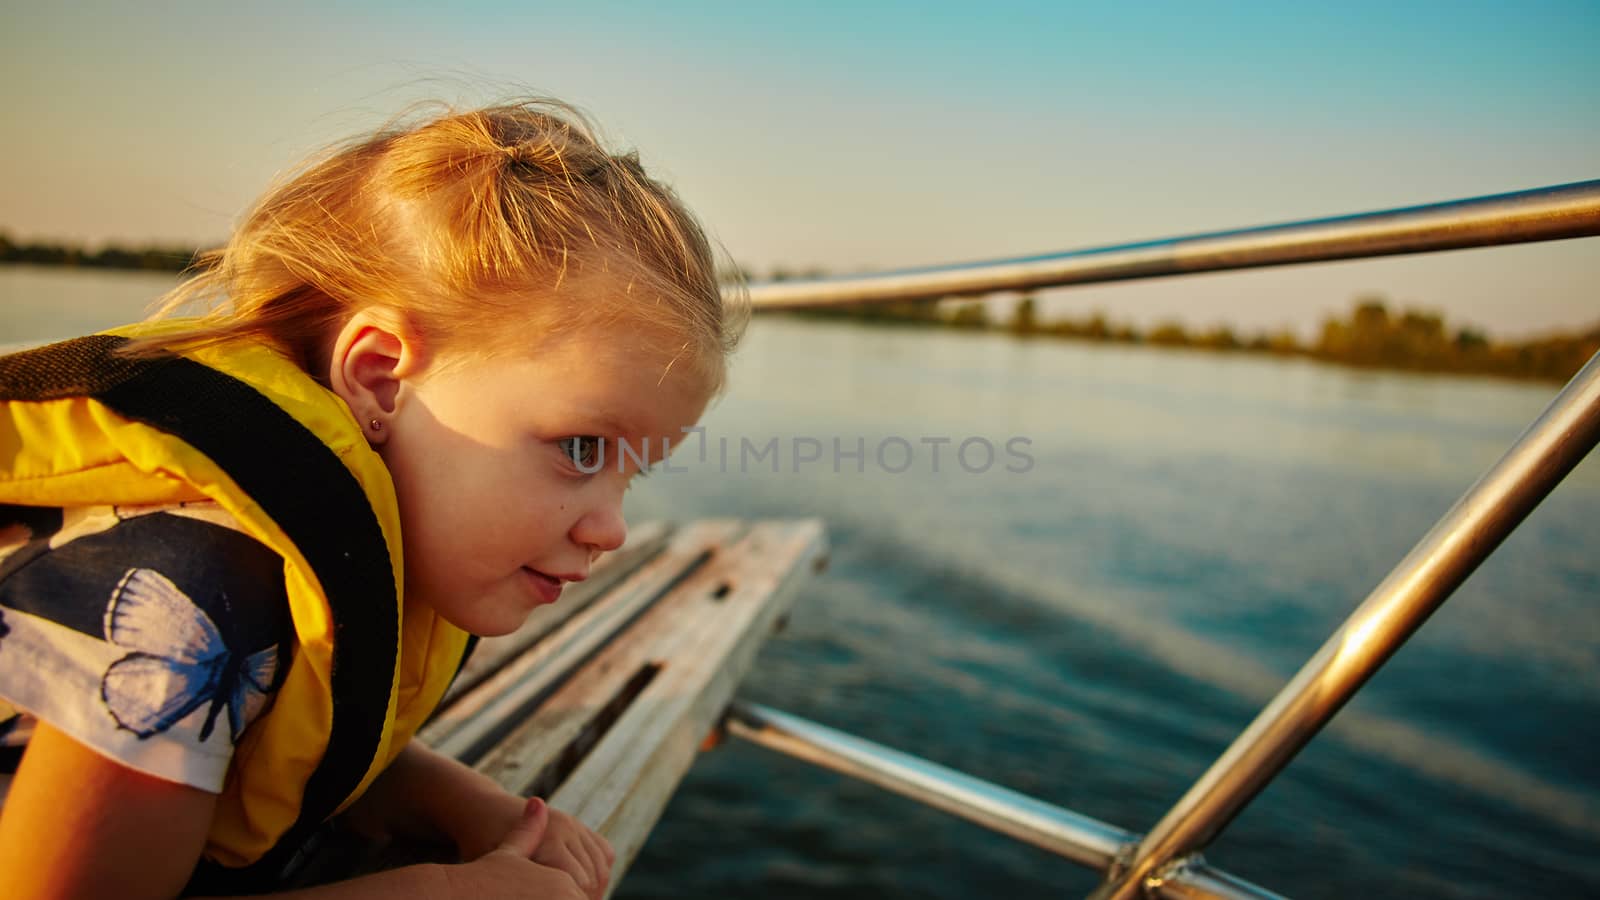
[{"xmin": 326, "ymin": 309, "xmax": 427, "ymax": 446}]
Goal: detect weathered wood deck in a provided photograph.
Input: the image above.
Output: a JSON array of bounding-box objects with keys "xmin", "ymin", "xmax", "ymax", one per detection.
[{"xmin": 290, "ymin": 518, "xmax": 828, "ymax": 894}]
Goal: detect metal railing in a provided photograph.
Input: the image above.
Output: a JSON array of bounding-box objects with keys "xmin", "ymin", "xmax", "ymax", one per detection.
[
  {"xmin": 744, "ymin": 179, "xmax": 1600, "ymax": 310},
  {"xmin": 720, "ymin": 180, "xmax": 1600, "ymax": 899},
  {"xmin": 726, "ymin": 702, "xmax": 1288, "ymax": 900}
]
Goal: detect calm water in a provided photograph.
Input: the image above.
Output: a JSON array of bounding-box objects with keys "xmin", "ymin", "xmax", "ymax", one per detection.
[{"xmin": 4, "ymin": 267, "xmax": 1597, "ymax": 898}]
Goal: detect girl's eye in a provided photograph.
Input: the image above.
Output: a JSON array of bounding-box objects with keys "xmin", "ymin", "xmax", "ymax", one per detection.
[{"xmin": 558, "ymin": 436, "xmax": 604, "ymax": 470}]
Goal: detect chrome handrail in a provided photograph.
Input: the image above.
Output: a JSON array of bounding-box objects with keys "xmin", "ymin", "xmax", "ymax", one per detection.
[
  {"xmin": 744, "ymin": 179, "xmax": 1600, "ymax": 310},
  {"xmin": 718, "ymin": 180, "xmax": 1600, "ymax": 899},
  {"xmin": 726, "ymin": 701, "xmax": 1288, "ymax": 900},
  {"xmin": 1091, "ymin": 348, "xmax": 1600, "ymax": 899},
  {"xmin": 725, "ymin": 701, "xmax": 1137, "ymax": 871}
]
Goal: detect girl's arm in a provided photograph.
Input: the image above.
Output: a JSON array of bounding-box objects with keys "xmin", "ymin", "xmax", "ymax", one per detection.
[
  {"xmin": 338, "ymin": 739, "xmax": 519, "ymax": 857},
  {"xmin": 341, "ymin": 740, "xmax": 614, "ymax": 899},
  {"xmin": 0, "ymin": 720, "xmax": 214, "ymax": 899},
  {"xmin": 0, "ymin": 723, "xmax": 584, "ymax": 900}
]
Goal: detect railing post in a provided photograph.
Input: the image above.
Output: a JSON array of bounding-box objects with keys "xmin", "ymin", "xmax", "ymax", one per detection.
[{"xmin": 1089, "ymin": 350, "xmax": 1600, "ymax": 900}]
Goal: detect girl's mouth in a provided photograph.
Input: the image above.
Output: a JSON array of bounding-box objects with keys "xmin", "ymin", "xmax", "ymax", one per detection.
[{"xmin": 520, "ymin": 567, "xmax": 564, "ymax": 605}]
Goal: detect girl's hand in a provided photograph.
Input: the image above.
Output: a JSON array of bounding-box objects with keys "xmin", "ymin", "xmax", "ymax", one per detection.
[
  {"xmin": 443, "ymin": 797, "xmax": 587, "ymax": 900},
  {"xmin": 347, "ymin": 741, "xmax": 615, "ymax": 897},
  {"xmin": 447, "ymin": 780, "xmax": 614, "ymax": 899},
  {"xmin": 528, "ymin": 802, "xmax": 615, "ymax": 900}
]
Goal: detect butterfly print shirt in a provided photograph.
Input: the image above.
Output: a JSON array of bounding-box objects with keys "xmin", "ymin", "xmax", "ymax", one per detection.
[{"xmin": 0, "ymin": 502, "xmax": 290, "ymax": 805}]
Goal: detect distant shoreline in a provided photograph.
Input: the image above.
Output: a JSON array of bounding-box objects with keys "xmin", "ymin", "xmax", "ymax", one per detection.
[
  {"xmin": 778, "ymin": 294, "xmax": 1600, "ymax": 385},
  {"xmin": 0, "ymin": 235, "xmax": 205, "ymax": 273},
  {"xmin": 7, "ymin": 239, "xmax": 1595, "ymax": 383}
]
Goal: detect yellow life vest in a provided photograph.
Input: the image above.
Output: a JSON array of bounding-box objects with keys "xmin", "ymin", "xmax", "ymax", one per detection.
[{"xmin": 0, "ymin": 322, "xmax": 470, "ymax": 886}]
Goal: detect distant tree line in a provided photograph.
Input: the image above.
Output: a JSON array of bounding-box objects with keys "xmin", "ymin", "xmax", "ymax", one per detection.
[
  {"xmin": 10, "ymin": 241, "xmax": 1593, "ymax": 382},
  {"xmin": 751, "ymin": 265, "xmax": 1597, "ymax": 383},
  {"xmin": 0, "ymin": 233, "xmax": 208, "ymax": 273}
]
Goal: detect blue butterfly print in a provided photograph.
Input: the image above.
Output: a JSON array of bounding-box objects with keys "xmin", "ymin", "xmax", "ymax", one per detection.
[{"xmin": 99, "ymin": 568, "xmax": 278, "ymax": 743}]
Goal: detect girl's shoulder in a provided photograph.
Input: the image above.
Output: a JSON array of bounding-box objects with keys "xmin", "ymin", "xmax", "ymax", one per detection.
[
  {"xmin": 0, "ymin": 500, "xmax": 291, "ymax": 795},
  {"xmin": 0, "ymin": 501, "xmax": 291, "ymax": 650}
]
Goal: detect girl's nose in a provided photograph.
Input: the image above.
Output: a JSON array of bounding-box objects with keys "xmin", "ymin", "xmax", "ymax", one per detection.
[{"xmin": 572, "ymin": 501, "xmax": 626, "ymax": 554}]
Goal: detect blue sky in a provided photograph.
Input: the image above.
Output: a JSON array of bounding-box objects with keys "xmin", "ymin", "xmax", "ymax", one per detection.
[{"xmin": 2, "ymin": 1, "xmax": 1596, "ymax": 337}]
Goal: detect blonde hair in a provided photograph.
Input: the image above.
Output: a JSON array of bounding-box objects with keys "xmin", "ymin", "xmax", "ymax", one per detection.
[{"xmin": 141, "ymin": 98, "xmax": 746, "ymax": 390}]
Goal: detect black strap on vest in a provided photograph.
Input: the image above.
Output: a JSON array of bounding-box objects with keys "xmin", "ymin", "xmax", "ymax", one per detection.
[{"xmin": 0, "ymin": 335, "xmax": 399, "ymax": 892}]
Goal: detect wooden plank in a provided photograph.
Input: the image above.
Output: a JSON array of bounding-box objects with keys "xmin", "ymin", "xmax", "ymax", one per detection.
[
  {"xmin": 284, "ymin": 518, "xmax": 828, "ymax": 893},
  {"xmin": 442, "ymin": 521, "xmax": 672, "ymax": 706},
  {"xmin": 474, "ymin": 520, "xmax": 827, "ymax": 893},
  {"xmin": 469, "ymin": 521, "xmax": 768, "ymax": 789},
  {"xmin": 561, "ymin": 521, "xmax": 826, "ymax": 882},
  {"xmin": 420, "ymin": 520, "xmax": 745, "ymax": 762}
]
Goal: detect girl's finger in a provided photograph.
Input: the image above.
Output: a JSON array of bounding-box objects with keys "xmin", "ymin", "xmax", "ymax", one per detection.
[
  {"xmin": 497, "ymin": 797, "xmax": 550, "ymax": 859},
  {"xmin": 581, "ymin": 830, "xmax": 612, "ymax": 887},
  {"xmin": 572, "ymin": 832, "xmax": 601, "ymax": 890},
  {"xmin": 563, "ymin": 842, "xmax": 597, "ymax": 894},
  {"xmin": 566, "ymin": 835, "xmax": 602, "ymax": 897}
]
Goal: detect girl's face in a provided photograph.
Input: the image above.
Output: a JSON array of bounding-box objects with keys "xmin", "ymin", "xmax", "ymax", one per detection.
[{"xmin": 371, "ymin": 321, "xmax": 713, "ymax": 636}]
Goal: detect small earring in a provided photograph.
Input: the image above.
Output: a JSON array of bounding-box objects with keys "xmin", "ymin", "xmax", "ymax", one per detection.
[{"xmin": 369, "ymin": 418, "xmax": 383, "ymax": 433}]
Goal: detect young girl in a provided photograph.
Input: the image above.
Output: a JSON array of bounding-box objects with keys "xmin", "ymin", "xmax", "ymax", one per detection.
[{"xmin": 0, "ymin": 98, "xmax": 743, "ymax": 899}]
